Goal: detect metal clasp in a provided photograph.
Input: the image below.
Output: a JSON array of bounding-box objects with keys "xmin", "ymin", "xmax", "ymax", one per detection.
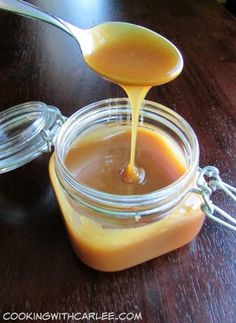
[
  {"xmin": 192, "ymin": 166, "xmax": 236, "ymax": 231},
  {"xmin": 40, "ymin": 107, "xmax": 67, "ymax": 153}
]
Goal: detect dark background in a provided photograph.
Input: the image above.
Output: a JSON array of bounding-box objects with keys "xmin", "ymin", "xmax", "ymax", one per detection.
[{"xmin": 0, "ymin": 1, "xmax": 235, "ymax": 322}]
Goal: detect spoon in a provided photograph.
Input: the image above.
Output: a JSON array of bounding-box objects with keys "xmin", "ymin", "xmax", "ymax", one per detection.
[
  {"xmin": 0, "ymin": 0, "xmax": 183, "ymax": 85},
  {"xmin": 0, "ymin": 0, "xmax": 93, "ymax": 53}
]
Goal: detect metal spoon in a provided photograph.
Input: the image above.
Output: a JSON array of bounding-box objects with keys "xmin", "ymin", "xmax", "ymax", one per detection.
[
  {"xmin": 0, "ymin": 0, "xmax": 94, "ymax": 54},
  {"xmin": 0, "ymin": 0, "xmax": 183, "ymax": 85}
]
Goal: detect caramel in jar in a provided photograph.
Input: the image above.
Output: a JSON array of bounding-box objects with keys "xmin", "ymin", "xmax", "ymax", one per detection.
[{"xmin": 49, "ymin": 124, "xmax": 204, "ymax": 271}]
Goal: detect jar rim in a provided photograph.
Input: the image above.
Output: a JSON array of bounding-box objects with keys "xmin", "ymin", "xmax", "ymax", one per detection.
[{"xmin": 54, "ymin": 98, "xmax": 199, "ymax": 211}]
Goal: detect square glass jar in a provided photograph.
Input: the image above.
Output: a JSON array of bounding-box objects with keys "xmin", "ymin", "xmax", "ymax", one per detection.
[{"xmin": 50, "ymin": 98, "xmax": 204, "ymax": 272}]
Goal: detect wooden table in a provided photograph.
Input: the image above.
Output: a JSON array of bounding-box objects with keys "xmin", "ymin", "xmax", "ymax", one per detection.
[{"xmin": 0, "ymin": 1, "xmax": 235, "ymax": 322}]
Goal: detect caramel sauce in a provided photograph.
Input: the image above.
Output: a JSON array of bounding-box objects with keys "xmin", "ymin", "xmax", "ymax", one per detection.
[
  {"xmin": 84, "ymin": 22, "xmax": 183, "ymax": 183},
  {"xmin": 65, "ymin": 126, "xmax": 186, "ymax": 195},
  {"xmin": 85, "ymin": 23, "xmax": 182, "ymax": 86},
  {"xmin": 48, "ymin": 24, "xmax": 205, "ymax": 272}
]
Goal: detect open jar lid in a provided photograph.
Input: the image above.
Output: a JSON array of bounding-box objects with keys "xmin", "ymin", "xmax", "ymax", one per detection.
[{"xmin": 0, "ymin": 101, "xmax": 66, "ymax": 173}]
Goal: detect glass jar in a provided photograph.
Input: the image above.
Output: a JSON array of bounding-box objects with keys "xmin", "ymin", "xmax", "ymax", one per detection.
[
  {"xmin": 1, "ymin": 99, "xmax": 234, "ymax": 272},
  {"xmin": 50, "ymin": 98, "xmax": 204, "ymax": 272}
]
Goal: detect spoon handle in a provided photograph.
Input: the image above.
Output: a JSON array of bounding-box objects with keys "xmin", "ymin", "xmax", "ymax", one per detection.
[{"xmin": 0, "ymin": 0, "xmax": 73, "ymax": 36}]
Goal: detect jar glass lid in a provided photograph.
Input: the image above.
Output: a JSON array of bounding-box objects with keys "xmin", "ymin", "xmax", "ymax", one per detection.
[{"xmin": 0, "ymin": 101, "xmax": 65, "ymax": 173}]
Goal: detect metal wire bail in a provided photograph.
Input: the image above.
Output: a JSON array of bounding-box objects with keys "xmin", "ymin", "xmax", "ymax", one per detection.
[
  {"xmin": 40, "ymin": 108, "xmax": 67, "ymax": 153},
  {"xmin": 192, "ymin": 166, "xmax": 236, "ymax": 231}
]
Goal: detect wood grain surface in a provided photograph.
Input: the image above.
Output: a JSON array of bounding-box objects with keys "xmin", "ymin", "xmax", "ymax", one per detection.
[{"xmin": 0, "ymin": 0, "xmax": 235, "ymax": 322}]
